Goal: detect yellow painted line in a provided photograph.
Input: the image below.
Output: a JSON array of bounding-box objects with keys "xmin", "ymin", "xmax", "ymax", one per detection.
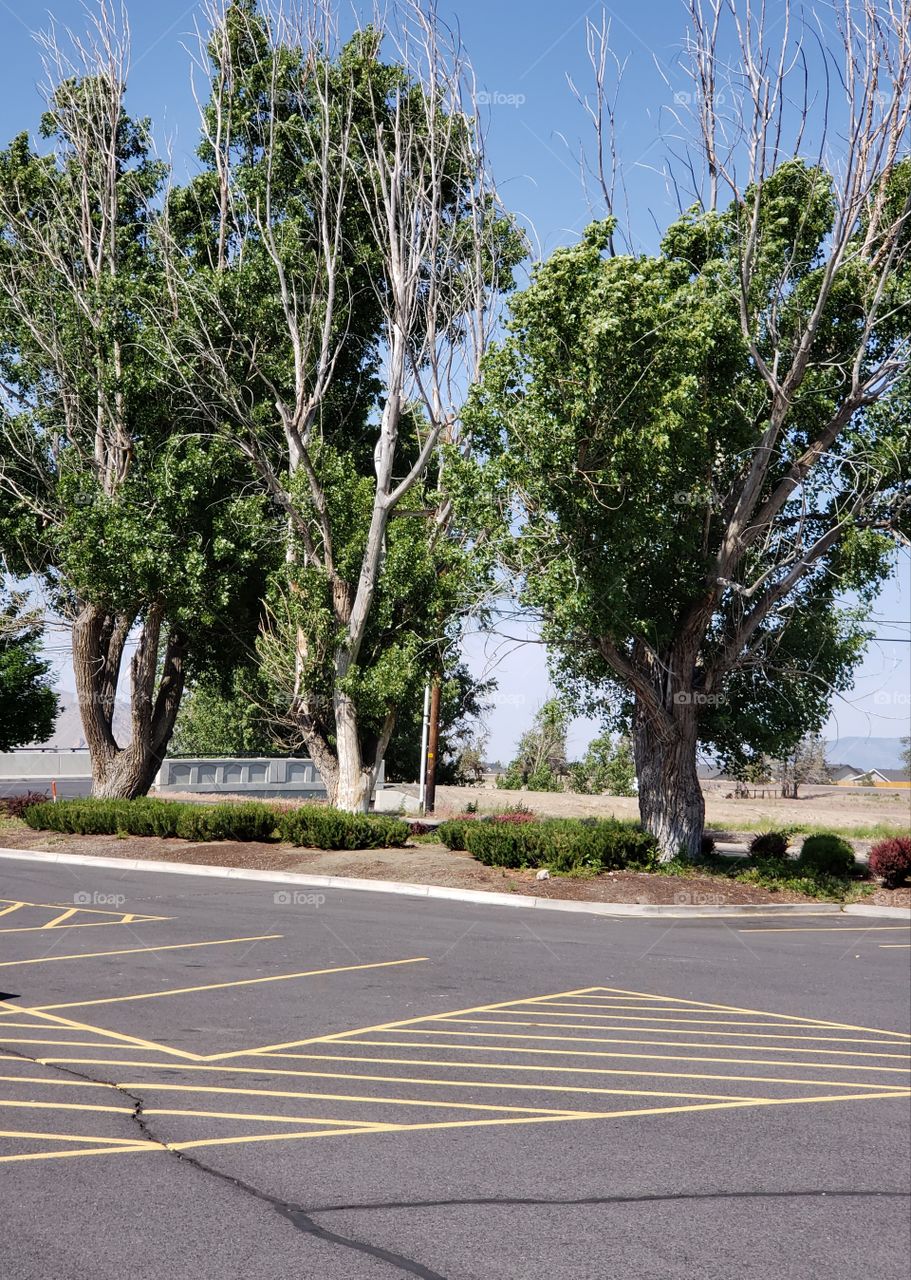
[
  {"xmin": 261, "ymin": 1035, "xmax": 911, "ymax": 1063},
  {"xmin": 0, "ymin": 897, "xmax": 167, "ymax": 920},
  {"xmin": 3, "ymin": 1089, "xmax": 908, "ymax": 1166},
  {"xmin": 0, "ymin": 901, "xmax": 24, "ymax": 918},
  {"xmin": 0, "ymin": 1143, "xmax": 158, "ymax": 1164},
  {"xmin": 0, "ymin": 1000, "xmax": 201, "ymax": 1063},
  {"xmin": 0, "ymin": 1039, "xmax": 153, "ymax": 1049},
  {"xmin": 323, "ymin": 1034, "xmax": 911, "ymax": 1075},
  {"xmin": 589, "ymin": 986, "xmax": 911, "ymax": 1039},
  {"xmin": 27, "ymin": 956, "xmax": 429, "ymax": 1015},
  {"xmin": 370, "ymin": 1023, "xmax": 909, "ymax": 1047},
  {"xmin": 214, "ymin": 986, "xmax": 609, "ymax": 1061},
  {"xmin": 0, "ymin": 921, "xmax": 163, "ymax": 936},
  {"xmin": 0, "ymin": 934, "xmax": 284, "ymax": 969},
  {"xmin": 0, "ymin": 1100, "xmax": 133, "ymax": 1116},
  {"xmin": 241, "ymin": 1063, "xmax": 772, "ymax": 1104},
  {"xmin": 0, "ymin": 1128, "xmax": 149, "ymax": 1146},
  {"xmin": 38, "ymin": 1053, "xmax": 905, "ymax": 1094},
  {"xmin": 480, "ymin": 1007, "xmax": 900, "ymax": 1032},
  {"xmin": 114, "ymin": 1081, "xmax": 589, "ymax": 1117},
  {"xmin": 161, "ymin": 1088, "xmax": 911, "ymax": 1153},
  {"xmin": 432, "ymin": 1012, "xmax": 875, "ymax": 1030},
  {"xmin": 881, "ymin": 944, "xmax": 911, "ymax": 949},
  {"xmin": 739, "ymin": 925, "xmax": 911, "ymax": 934},
  {"xmin": 254, "ymin": 1054, "xmax": 772, "ymax": 1101},
  {"xmin": 42, "ymin": 908, "xmax": 78, "ymax": 929},
  {"xmin": 335, "ymin": 1036, "xmax": 911, "ymax": 1071},
  {"xmin": 145, "ymin": 1108, "xmax": 396, "ymax": 1128},
  {"xmin": 0, "ymin": 1074, "xmax": 119, "ymax": 1090}
]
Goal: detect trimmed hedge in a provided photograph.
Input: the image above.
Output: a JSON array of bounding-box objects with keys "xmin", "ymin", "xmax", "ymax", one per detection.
[
  {"xmin": 279, "ymin": 806, "xmax": 409, "ymax": 850},
  {"xmin": 797, "ymin": 833, "xmax": 857, "ymax": 876},
  {"xmin": 24, "ymin": 797, "xmax": 278, "ymax": 842},
  {"xmin": 868, "ymin": 836, "xmax": 911, "ymax": 889},
  {"xmin": 463, "ymin": 816, "xmax": 659, "ymax": 873},
  {"xmin": 437, "ymin": 818, "xmax": 475, "ymax": 851},
  {"xmin": 23, "ymin": 797, "xmax": 406, "ymax": 848}
]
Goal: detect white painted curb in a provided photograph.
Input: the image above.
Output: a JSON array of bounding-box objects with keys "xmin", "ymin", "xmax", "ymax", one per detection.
[{"xmin": 1, "ymin": 846, "xmax": 908, "ymax": 919}]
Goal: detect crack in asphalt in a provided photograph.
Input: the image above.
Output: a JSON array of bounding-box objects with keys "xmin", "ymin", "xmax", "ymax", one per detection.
[
  {"xmin": 1, "ymin": 1043, "xmax": 447, "ymax": 1280},
  {"xmin": 301, "ymin": 1188, "xmax": 911, "ymax": 1214}
]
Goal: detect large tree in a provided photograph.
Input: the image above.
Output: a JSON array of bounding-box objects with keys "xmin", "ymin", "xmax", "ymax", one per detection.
[
  {"xmin": 0, "ymin": 9, "xmax": 267, "ymax": 796},
  {"xmin": 472, "ymin": 1, "xmax": 910, "ymax": 857},
  {"xmin": 157, "ymin": 0, "xmax": 519, "ymax": 810}
]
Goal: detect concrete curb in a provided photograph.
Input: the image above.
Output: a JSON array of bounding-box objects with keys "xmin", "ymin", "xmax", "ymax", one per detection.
[{"xmin": 1, "ymin": 845, "xmax": 908, "ymax": 919}]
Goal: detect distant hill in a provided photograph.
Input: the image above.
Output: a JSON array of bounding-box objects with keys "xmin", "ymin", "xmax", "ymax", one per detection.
[
  {"xmin": 825, "ymin": 736, "xmax": 908, "ymax": 772},
  {"xmin": 29, "ymin": 691, "xmax": 132, "ymax": 750}
]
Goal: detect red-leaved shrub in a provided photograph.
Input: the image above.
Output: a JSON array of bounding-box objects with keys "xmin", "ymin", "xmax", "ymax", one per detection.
[
  {"xmin": 868, "ymin": 837, "xmax": 911, "ymax": 889},
  {"xmin": 1, "ymin": 791, "xmax": 50, "ymax": 820}
]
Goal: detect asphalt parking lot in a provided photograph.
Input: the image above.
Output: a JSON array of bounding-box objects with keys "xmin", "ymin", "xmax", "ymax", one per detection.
[{"xmin": 1, "ymin": 856, "xmax": 909, "ymax": 1280}]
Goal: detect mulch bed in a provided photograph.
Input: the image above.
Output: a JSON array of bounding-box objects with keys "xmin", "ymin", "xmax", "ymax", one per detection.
[{"xmin": 2, "ymin": 822, "xmax": 909, "ymax": 908}]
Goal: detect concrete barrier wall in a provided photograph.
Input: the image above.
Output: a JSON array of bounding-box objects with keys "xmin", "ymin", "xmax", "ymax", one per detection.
[
  {"xmin": 153, "ymin": 757, "xmax": 385, "ymax": 799},
  {"xmin": 0, "ymin": 751, "xmax": 93, "ymax": 779}
]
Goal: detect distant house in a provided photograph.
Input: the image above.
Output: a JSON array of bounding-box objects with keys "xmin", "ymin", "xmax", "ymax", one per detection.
[
  {"xmin": 834, "ymin": 766, "xmax": 911, "ymax": 789},
  {"xmin": 829, "ymin": 763, "xmax": 861, "ymax": 782}
]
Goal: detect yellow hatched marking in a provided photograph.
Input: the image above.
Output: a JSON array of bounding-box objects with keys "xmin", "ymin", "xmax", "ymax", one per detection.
[
  {"xmin": 0, "ymin": 1128, "xmax": 149, "ymax": 1146},
  {"xmin": 0, "ymin": 1074, "xmax": 120, "ymax": 1090},
  {"xmin": 0, "ymin": 898, "xmax": 167, "ymax": 920},
  {"xmin": 0, "ymin": 1100, "xmax": 133, "ymax": 1116},
  {"xmin": 0, "ymin": 1143, "xmax": 158, "ymax": 1164},
  {"xmin": 42, "ymin": 908, "xmax": 78, "ymax": 929},
  {"xmin": 33, "ymin": 1054, "xmax": 905, "ymax": 1094},
  {"xmin": 0, "ymin": 1000, "xmax": 200, "ymax": 1062},
  {"xmin": 114, "ymin": 1081, "xmax": 589, "ymax": 1118},
  {"xmin": 0, "ymin": 902, "xmax": 24, "ymax": 919},
  {"xmin": 431, "ymin": 1012, "xmax": 902, "ymax": 1031},
  {"xmin": 0, "ymin": 934, "xmax": 283, "ymax": 969},
  {"xmin": 145, "ymin": 1108, "xmax": 394, "ymax": 1128},
  {"xmin": 584, "ymin": 986, "xmax": 911, "ymax": 1038},
  {"xmin": 26, "ymin": 956, "xmax": 428, "ymax": 1015}
]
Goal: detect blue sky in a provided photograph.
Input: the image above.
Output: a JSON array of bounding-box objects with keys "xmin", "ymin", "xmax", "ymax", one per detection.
[{"xmin": 1, "ymin": 0, "xmax": 908, "ymax": 759}]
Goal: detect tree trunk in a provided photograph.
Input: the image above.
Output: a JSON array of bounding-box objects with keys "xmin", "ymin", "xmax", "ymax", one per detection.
[
  {"xmin": 72, "ymin": 601, "xmax": 185, "ymax": 800},
  {"xmin": 633, "ymin": 699, "xmax": 705, "ymax": 861},
  {"xmin": 332, "ymin": 692, "xmax": 373, "ymax": 812}
]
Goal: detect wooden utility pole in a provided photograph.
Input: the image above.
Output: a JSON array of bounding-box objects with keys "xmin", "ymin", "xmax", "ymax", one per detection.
[{"xmin": 424, "ymin": 677, "xmax": 442, "ymax": 813}]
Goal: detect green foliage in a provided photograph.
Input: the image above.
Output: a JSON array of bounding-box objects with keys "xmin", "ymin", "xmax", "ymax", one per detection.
[
  {"xmin": 497, "ymin": 700, "xmax": 568, "ymax": 791},
  {"xmin": 868, "ymin": 837, "xmax": 911, "ymax": 889},
  {"xmin": 170, "ymin": 666, "xmax": 281, "ymax": 757},
  {"xmin": 657, "ymin": 846, "xmax": 870, "ymax": 902},
  {"xmin": 436, "ymin": 818, "xmax": 475, "ymax": 851},
  {"xmin": 384, "ymin": 662, "xmax": 494, "ymax": 785},
  {"xmin": 278, "ymin": 805, "xmax": 409, "ymax": 850},
  {"xmin": 469, "ymin": 160, "xmax": 907, "ymax": 778},
  {"xmin": 0, "ymin": 591, "xmax": 58, "ymax": 750},
  {"xmin": 749, "ymin": 830, "xmax": 792, "ymax": 858},
  {"xmin": 23, "ymin": 797, "xmax": 277, "ymax": 841},
  {"xmin": 463, "ymin": 816, "xmax": 658, "ymax": 873},
  {"xmin": 797, "ymin": 834, "xmax": 857, "ymax": 877}
]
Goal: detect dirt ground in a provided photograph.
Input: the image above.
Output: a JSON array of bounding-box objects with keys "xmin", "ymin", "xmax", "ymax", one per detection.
[
  {"xmin": 2, "ymin": 820, "xmax": 908, "ymax": 909},
  {"xmin": 431, "ymin": 781, "xmax": 911, "ymax": 832}
]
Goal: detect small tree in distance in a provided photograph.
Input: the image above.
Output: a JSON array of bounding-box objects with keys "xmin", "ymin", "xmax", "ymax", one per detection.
[{"xmin": 498, "ymin": 698, "xmax": 568, "ymax": 791}]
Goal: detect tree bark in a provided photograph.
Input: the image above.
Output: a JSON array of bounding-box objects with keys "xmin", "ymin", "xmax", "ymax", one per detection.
[
  {"xmin": 72, "ymin": 601, "xmax": 186, "ymax": 799},
  {"xmin": 633, "ymin": 698, "xmax": 705, "ymax": 861}
]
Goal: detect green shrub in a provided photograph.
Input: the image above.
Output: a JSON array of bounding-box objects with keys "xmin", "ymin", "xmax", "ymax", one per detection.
[
  {"xmin": 749, "ymin": 830, "xmax": 791, "ymax": 858},
  {"xmin": 437, "ymin": 819, "xmax": 473, "ymax": 850},
  {"xmin": 463, "ymin": 816, "xmax": 659, "ymax": 873},
  {"xmin": 174, "ymin": 802, "xmax": 277, "ymax": 842},
  {"xmin": 279, "ymin": 805, "xmax": 408, "ymax": 850},
  {"xmin": 23, "ymin": 797, "xmax": 279, "ymax": 842},
  {"xmin": 797, "ymin": 833, "xmax": 857, "ymax": 876}
]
